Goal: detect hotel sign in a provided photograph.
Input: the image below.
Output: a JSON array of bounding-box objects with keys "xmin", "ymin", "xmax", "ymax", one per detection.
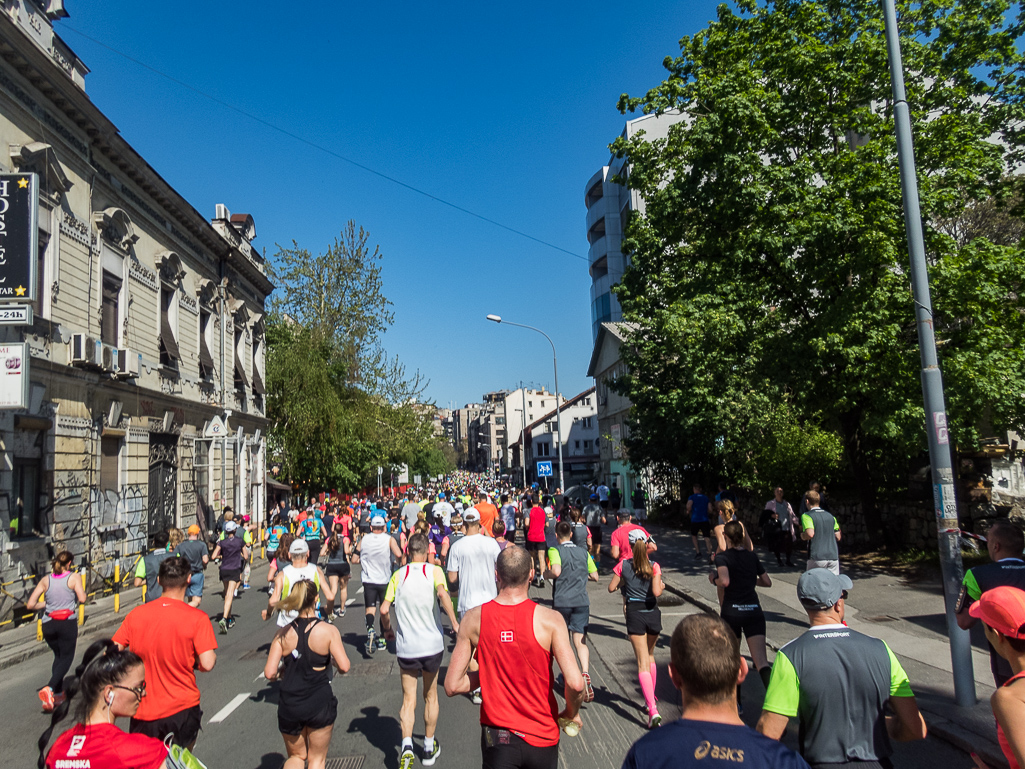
[{"xmin": 0, "ymin": 173, "xmax": 37, "ymax": 303}]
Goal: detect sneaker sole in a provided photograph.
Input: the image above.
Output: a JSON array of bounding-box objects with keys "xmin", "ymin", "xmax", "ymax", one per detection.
[{"xmin": 423, "ymin": 746, "xmax": 441, "ymax": 766}]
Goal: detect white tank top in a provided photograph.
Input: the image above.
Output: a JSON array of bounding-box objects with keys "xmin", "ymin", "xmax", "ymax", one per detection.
[
  {"xmin": 277, "ymin": 563, "xmax": 320, "ymax": 627},
  {"xmin": 360, "ymin": 533, "xmax": 394, "ymax": 585}
]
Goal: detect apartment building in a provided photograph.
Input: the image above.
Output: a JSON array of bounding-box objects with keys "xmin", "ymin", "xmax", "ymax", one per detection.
[{"xmin": 523, "ymin": 388, "xmax": 598, "ymax": 488}]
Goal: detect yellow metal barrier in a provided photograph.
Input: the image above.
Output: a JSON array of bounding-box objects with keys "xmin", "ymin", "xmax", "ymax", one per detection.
[
  {"xmin": 36, "ymin": 589, "xmax": 43, "ymax": 642},
  {"xmin": 113, "ymin": 561, "xmax": 120, "ymax": 614}
]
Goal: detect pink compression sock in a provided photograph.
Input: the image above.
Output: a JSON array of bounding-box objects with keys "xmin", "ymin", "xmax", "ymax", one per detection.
[
  {"xmin": 638, "ymin": 671, "xmax": 658, "ymax": 713},
  {"xmin": 650, "ymin": 662, "xmax": 658, "ymax": 691}
]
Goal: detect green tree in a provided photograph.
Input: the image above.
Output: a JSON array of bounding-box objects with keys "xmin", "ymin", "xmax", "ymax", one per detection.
[
  {"xmin": 613, "ymin": 0, "xmax": 1025, "ymax": 540},
  {"xmin": 266, "ymin": 223, "xmax": 438, "ymax": 493}
]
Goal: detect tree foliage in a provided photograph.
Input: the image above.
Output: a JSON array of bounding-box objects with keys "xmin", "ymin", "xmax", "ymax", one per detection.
[
  {"xmin": 613, "ymin": 0, "xmax": 1025, "ymax": 537},
  {"xmin": 265, "ymin": 222, "xmax": 449, "ymax": 493}
]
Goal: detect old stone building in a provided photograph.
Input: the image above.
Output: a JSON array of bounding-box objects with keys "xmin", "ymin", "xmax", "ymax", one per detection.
[{"xmin": 0, "ymin": 1, "xmax": 272, "ymax": 621}]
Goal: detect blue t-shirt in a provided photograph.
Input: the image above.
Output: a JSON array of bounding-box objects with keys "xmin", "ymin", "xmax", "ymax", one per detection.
[
  {"xmin": 622, "ymin": 719, "xmax": 810, "ymax": 769},
  {"xmin": 689, "ymin": 494, "xmax": 710, "ymax": 523}
]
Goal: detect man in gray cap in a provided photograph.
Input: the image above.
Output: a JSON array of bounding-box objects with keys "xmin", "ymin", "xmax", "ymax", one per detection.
[{"xmin": 756, "ymin": 569, "xmax": 926, "ymax": 767}]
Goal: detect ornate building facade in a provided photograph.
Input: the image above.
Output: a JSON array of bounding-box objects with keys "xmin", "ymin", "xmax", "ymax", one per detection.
[{"xmin": 0, "ymin": 1, "xmax": 272, "ymax": 620}]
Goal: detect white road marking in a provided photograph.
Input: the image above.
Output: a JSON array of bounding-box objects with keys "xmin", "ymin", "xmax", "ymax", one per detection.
[
  {"xmin": 253, "ymin": 673, "xmax": 265, "ymax": 682},
  {"xmin": 345, "ymin": 598, "xmax": 356, "ymax": 606},
  {"xmin": 357, "ymin": 586, "xmax": 364, "ymax": 594},
  {"xmin": 209, "ymin": 693, "xmax": 250, "ymax": 724}
]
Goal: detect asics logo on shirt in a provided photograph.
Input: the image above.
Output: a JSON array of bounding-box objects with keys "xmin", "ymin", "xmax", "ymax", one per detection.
[{"xmin": 694, "ymin": 741, "xmax": 745, "ymax": 762}]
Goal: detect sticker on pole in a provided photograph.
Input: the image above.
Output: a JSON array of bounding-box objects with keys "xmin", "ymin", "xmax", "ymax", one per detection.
[
  {"xmin": 933, "ymin": 412, "xmax": 949, "ymax": 446},
  {"xmin": 933, "ymin": 481, "xmax": 959, "ymax": 531}
]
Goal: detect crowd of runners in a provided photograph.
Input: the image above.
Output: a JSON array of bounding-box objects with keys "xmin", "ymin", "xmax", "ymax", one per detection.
[{"xmin": 27, "ymin": 473, "xmax": 1025, "ymax": 769}]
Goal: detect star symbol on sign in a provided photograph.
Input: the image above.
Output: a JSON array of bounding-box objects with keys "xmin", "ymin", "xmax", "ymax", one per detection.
[
  {"xmin": 16, "ymin": 178, "xmax": 27, "ymax": 189},
  {"xmin": 14, "ymin": 286, "xmax": 25, "ymax": 296}
]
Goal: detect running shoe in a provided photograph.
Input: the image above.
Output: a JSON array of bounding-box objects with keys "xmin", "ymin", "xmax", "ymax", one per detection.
[
  {"xmin": 366, "ymin": 628, "xmax": 377, "ymax": 655},
  {"xmin": 242, "ymin": 582, "xmax": 251, "ymax": 590},
  {"xmin": 422, "ymin": 739, "xmax": 441, "ymax": 767},
  {"xmin": 375, "ymin": 636, "xmax": 387, "ymax": 650},
  {"xmin": 227, "ymin": 618, "xmax": 236, "ymax": 630},
  {"xmin": 471, "ymin": 688, "xmax": 482, "ymax": 705},
  {"xmin": 38, "ymin": 686, "xmax": 54, "ymax": 713},
  {"xmin": 583, "ymin": 672, "xmax": 595, "ymax": 703},
  {"xmin": 399, "ymin": 748, "xmax": 415, "ymax": 769},
  {"xmin": 648, "ymin": 711, "xmax": 663, "ymax": 729},
  {"xmin": 332, "ymin": 607, "xmax": 342, "ymax": 619},
  {"xmin": 53, "ymin": 692, "xmax": 66, "ymax": 709},
  {"xmin": 218, "ymin": 618, "xmax": 228, "ymax": 635}
]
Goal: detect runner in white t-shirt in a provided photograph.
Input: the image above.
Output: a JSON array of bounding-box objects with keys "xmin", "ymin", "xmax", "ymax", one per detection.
[
  {"xmin": 445, "ymin": 509, "xmax": 501, "ymax": 619},
  {"xmin": 262, "ymin": 539, "xmax": 332, "ymax": 627},
  {"xmin": 358, "ymin": 515, "xmax": 402, "ymax": 655},
  {"xmin": 381, "ymin": 533, "xmax": 458, "ymax": 768}
]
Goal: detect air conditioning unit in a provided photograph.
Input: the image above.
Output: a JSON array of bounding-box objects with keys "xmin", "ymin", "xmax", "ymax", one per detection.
[
  {"xmin": 100, "ymin": 344, "xmax": 117, "ymax": 373},
  {"xmin": 115, "ymin": 348, "xmax": 141, "ymax": 379},
  {"xmin": 70, "ymin": 334, "xmax": 100, "ymax": 367}
]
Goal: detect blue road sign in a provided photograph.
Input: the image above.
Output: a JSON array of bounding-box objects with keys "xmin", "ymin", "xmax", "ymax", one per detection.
[{"xmin": 537, "ymin": 460, "xmax": 553, "ymax": 477}]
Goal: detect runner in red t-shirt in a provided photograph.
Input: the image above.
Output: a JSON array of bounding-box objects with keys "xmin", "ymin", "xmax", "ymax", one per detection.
[
  {"xmin": 609, "ymin": 510, "xmax": 657, "ymax": 563},
  {"xmin": 41, "ymin": 639, "xmax": 168, "ymax": 769},
  {"xmin": 445, "ymin": 546, "xmax": 583, "ymax": 769},
  {"xmin": 525, "ymin": 498, "xmax": 549, "ymax": 586},
  {"xmin": 112, "ymin": 556, "xmax": 217, "ymax": 750}
]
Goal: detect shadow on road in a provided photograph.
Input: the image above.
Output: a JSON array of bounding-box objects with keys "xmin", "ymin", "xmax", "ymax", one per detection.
[{"xmin": 347, "ymin": 705, "xmax": 401, "ymax": 769}]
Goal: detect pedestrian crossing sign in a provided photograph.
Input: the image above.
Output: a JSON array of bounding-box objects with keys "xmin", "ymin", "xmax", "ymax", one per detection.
[{"xmin": 537, "ymin": 461, "xmax": 553, "ymax": 477}]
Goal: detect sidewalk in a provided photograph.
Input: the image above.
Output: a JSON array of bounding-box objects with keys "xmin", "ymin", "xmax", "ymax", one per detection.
[{"xmin": 639, "ymin": 522, "xmax": 1007, "ymax": 768}]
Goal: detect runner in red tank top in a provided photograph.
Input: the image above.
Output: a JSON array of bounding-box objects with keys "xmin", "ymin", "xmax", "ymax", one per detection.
[{"xmin": 445, "ymin": 546, "xmax": 584, "ymax": 769}]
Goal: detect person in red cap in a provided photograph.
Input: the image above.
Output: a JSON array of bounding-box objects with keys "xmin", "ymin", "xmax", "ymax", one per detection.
[{"xmin": 970, "ymin": 585, "xmax": 1025, "ymax": 769}]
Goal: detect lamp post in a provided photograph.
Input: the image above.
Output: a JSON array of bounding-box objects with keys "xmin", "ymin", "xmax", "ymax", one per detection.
[
  {"xmin": 512, "ymin": 405, "xmax": 527, "ymax": 489},
  {"xmin": 487, "ymin": 315, "xmax": 564, "ymax": 492},
  {"xmin": 880, "ymin": 0, "xmax": 974, "ymax": 706}
]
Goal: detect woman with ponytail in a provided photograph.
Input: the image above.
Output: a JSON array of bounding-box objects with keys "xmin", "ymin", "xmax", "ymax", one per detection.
[
  {"xmin": 320, "ymin": 527, "xmax": 352, "ymax": 619},
  {"xmin": 607, "ymin": 529, "xmax": 665, "ymax": 730},
  {"xmin": 27, "ymin": 551, "xmax": 87, "ymax": 713},
  {"xmin": 39, "ymin": 638, "xmax": 168, "ymax": 769},
  {"xmin": 265, "ymin": 579, "xmax": 350, "ymax": 769}
]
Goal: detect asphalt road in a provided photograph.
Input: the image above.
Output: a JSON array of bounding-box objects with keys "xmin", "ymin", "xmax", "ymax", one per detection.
[{"xmin": 5, "ymin": 527, "xmax": 981, "ymax": 769}]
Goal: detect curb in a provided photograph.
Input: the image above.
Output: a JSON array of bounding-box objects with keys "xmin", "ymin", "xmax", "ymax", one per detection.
[{"xmin": 660, "ymin": 575, "xmax": 1008, "ymax": 769}]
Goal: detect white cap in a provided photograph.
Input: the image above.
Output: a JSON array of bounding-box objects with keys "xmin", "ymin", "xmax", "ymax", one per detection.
[
  {"xmin": 628, "ymin": 528, "xmax": 649, "ymax": 545},
  {"xmin": 463, "ymin": 509, "xmax": 480, "ymax": 523},
  {"xmin": 371, "ymin": 515, "xmax": 387, "ymax": 527},
  {"xmin": 289, "ymin": 539, "xmax": 310, "ymax": 555}
]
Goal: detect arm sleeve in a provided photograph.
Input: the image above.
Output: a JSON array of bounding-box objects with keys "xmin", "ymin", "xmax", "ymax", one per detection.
[
  {"xmin": 756, "ymin": 556, "xmax": 766, "ymax": 576},
  {"xmin": 134, "ymin": 558, "xmax": 147, "ymax": 579},
  {"xmin": 193, "ymin": 612, "xmax": 218, "ymax": 655},
  {"xmin": 962, "ymin": 569, "xmax": 982, "ymax": 601},
  {"xmin": 548, "ymin": 548, "xmax": 562, "ymax": 567},
  {"xmin": 111, "ymin": 615, "xmax": 131, "ymax": 648},
  {"xmin": 120, "ymin": 733, "xmax": 170, "ymax": 769},
  {"xmin": 833, "ymin": 518, "xmax": 840, "ymax": 531},
  {"xmin": 384, "ymin": 571, "xmax": 400, "ymax": 603},
  {"xmin": 762, "ymin": 650, "xmax": 801, "ymax": 717},
  {"xmin": 885, "ymin": 642, "xmax": 914, "ymax": 697},
  {"xmin": 801, "ymin": 514, "xmax": 813, "ymax": 531},
  {"xmin": 432, "ymin": 566, "xmax": 448, "ymax": 591},
  {"xmin": 613, "ymin": 561, "xmax": 623, "ymax": 577},
  {"xmin": 586, "ymin": 555, "xmax": 598, "ymax": 574},
  {"xmin": 713, "ymin": 553, "xmax": 727, "ymax": 569}
]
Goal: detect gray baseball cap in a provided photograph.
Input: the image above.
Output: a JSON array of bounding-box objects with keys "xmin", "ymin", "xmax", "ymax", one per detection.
[{"xmin": 797, "ymin": 569, "xmax": 853, "ymax": 609}]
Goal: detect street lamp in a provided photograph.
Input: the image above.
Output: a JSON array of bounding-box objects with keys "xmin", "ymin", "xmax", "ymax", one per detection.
[{"xmin": 487, "ymin": 315, "xmax": 564, "ymax": 492}]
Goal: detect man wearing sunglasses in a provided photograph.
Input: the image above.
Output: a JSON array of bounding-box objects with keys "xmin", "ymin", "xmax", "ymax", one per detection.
[{"xmin": 756, "ymin": 569, "xmax": 927, "ymax": 768}]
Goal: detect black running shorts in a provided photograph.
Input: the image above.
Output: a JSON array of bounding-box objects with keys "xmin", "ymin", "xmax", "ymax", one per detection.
[
  {"xmin": 625, "ymin": 604, "xmax": 662, "ymax": 637},
  {"xmin": 131, "ymin": 704, "xmax": 202, "ymax": 747}
]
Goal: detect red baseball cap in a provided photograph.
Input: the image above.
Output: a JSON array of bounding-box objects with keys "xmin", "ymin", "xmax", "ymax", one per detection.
[{"xmin": 969, "ymin": 586, "xmax": 1025, "ymax": 639}]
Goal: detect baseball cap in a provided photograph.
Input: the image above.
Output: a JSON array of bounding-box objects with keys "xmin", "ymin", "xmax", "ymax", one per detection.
[
  {"xmin": 187, "ymin": 524, "xmax": 201, "ymax": 535},
  {"xmin": 454, "ymin": 502, "xmax": 464, "ymax": 511},
  {"xmin": 628, "ymin": 528, "xmax": 648, "ymax": 545},
  {"xmin": 590, "ymin": 494, "xmax": 599, "ymax": 500},
  {"xmin": 289, "ymin": 539, "xmax": 310, "ymax": 555},
  {"xmin": 224, "ymin": 521, "xmax": 238, "ymax": 532},
  {"xmin": 617, "ymin": 509, "xmax": 632, "ymax": 518},
  {"xmin": 438, "ymin": 493, "xmax": 446, "ymax": 499},
  {"xmin": 970, "ymin": 586, "xmax": 1025, "ymax": 639},
  {"xmin": 243, "ymin": 514, "xmax": 251, "ymax": 522},
  {"xmin": 463, "ymin": 509, "xmax": 481, "ymax": 523},
  {"xmin": 371, "ymin": 515, "xmax": 387, "ymax": 527},
  {"xmin": 797, "ymin": 569, "xmax": 853, "ymax": 609}
]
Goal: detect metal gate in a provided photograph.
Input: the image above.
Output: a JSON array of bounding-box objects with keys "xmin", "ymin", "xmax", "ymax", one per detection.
[{"xmin": 148, "ymin": 434, "xmax": 179, "ymax": 543}]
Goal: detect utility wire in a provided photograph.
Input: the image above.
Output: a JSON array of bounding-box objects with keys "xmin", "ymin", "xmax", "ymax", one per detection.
[{"xmin": 62, "ymin": 26, "xmax": 588, "ymax": 263}]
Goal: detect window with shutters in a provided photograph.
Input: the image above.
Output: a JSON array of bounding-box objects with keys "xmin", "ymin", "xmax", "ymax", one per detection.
[
  {"xmin": 234, "ymin": 326, "xmax": 248, "ymax": 392},
  {"xmin": 251, "ymin": 328, "xmax": 265, "ymax": 396},
  {"xmin": 100, "ymin": 436, "xmax": 121, "ymax": 493},
  {"xmin": 33, "ymin": 234, "xmax": 48, "ymax": 319},
  {"xmin": 101, "ymin": 271, "xmax": 121, "ymax": 347},
  {"xmin": 159, "ymin": 284, "xmax": 180, "ymax": 368},
  {"xmin": 198, "ymin": 309, "xmax": 214, "ymax": 380}
]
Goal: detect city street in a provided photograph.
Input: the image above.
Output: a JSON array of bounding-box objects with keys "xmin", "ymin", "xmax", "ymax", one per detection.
[{"xmin": 3, "ymin": 521, "xmax": 988, "ymax": 769}]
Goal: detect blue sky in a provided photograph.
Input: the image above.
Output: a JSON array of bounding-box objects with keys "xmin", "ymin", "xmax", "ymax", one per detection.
[{"xmin": 61, "ymin": 1, "xmax": 722, "ymax": 408}]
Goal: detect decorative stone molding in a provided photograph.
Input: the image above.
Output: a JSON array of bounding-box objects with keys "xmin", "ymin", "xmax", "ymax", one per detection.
[
  {"xmin": 10, "ymin": 142, "xmax": 71, "ymax": 201},
  {"xmin": 196, "ymin": 278, "xmax": 218, "ymax": 309},
  {"xmin": 155, "ymin": 251, "xmax": 185, "ymax": 284},
  {"xmin": 59, "ymin": 211, "xmax": 90, "ymax": 247},
  {"xmin": 128, "ymin": 259, "xmax": 158, "ymax": 291},
  {"xmin": 127, "ymin": 427, "xmax": 150, "ymax": 444},
  {"xmin": 92, "ymin": 207, "xmax": 138, "ymax": 251},
  {"xmin": 178, "ymin": 292, "xmax": 199, "ymax": 316},
  {"xmin": 56, "ymin": 415, "xmax": 92, "ymax": 436}
]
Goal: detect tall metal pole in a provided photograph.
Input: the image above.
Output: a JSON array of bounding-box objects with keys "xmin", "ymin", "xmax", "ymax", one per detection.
[
  {"xmin": 486, "ymin": 318, "xmax": 564, "ymax": 492},
  {"xmin": 881, "ymin": 0, "xmax": 975, "ymax": 707},
  {"xmin": 520, "ymin": 382, "xmax": 527, "ymax": 488}
]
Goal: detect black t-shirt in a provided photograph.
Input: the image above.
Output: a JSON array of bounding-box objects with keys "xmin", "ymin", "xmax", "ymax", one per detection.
[
  {"xmin": 714, "ymin": 548, "xmax": 765, "ymax": 608},
  {"xmin": 173, "ymin": 540, "xmax": 208, "ymax": 573},
  {"xmin": 622, "ymin": 718, "xmax": 810, "ymax": 769},
  {"xmin": 322, "ymin": 514, "xmax": 335, "ymax": 537}
]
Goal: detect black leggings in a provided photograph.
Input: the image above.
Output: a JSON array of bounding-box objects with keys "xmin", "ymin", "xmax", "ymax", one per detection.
[
  {"xmin": 42, "ymin": 619, "xmax": 78, "ymax": 693},
  {"xmin": 481, "ymin": 727, "xmax": 558, "ymax": 769}
]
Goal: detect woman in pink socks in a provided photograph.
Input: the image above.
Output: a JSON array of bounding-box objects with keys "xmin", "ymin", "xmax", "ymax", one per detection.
[{"xmin": 607, "ymin": 529, "xmax": 664, "ymax": 728}]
